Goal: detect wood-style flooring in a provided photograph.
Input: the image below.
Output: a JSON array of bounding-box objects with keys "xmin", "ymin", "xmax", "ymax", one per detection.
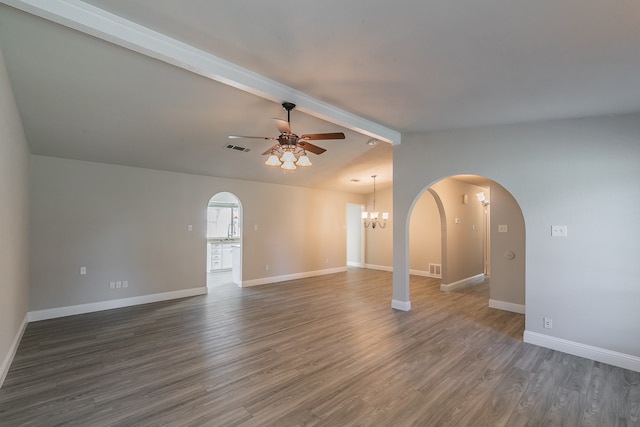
[{"xmin": 1, "ymin": 269, "xmax": 639, "ymax": 426}]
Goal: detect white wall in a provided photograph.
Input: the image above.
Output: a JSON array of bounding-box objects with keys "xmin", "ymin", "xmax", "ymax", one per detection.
[
  {"xmin": 430, "ymin": 179, "xmax": 485, "ymax": 285},
  {"xmin": 393, "ymin": 114, "xmax": 640, "ymax": 367},
  {"xmin": 0, "ymin": 46, "xmax": 30, "ymax": 386},
  {"xmin": 363, "ymin": 187, "xmax": 393, "ymax": 269},
  {"xmin": 29, "ymin": 156, "xmax": 365, "ymax": 311},
  {"xmin": 346, "ymin": 204, "xmax": 364, "ymax": 267}
]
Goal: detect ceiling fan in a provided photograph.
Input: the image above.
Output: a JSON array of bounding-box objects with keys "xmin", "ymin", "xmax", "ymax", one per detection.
[{"xmin": 228, "ymin": 102, "xmax": 345, "ymax": 170}]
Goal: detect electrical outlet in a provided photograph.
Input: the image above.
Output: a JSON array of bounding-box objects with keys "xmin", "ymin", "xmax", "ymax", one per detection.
[
  {"xmin": 80, "ymin": 266, "xmax": 87, "ymax": 275},
  {"xmin": 265, "ymin": 265, "xmax": 269, "ymax": 271},
  {"xmin": 109, "ymin": 281, "xmax": 115, "ymax": 289},
  {"xmin": 116, "ymin": 281, "xmax": 122, "ymax": 289},
  {"xmin": 543, "ymin": 317, "xmax": 553, "ymax": 329},
  {"xmin": 123, "ymin": 280, "xmax": 128, "ymax": 288},
  {"xmin": 551, "ymin": 225, "xmax": 567, "ymax": 237}
]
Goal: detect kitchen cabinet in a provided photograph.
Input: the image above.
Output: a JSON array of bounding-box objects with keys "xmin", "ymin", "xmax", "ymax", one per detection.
[{"xmin": 209, "ymin": 242, "xmax": 234, "ymax": 271}]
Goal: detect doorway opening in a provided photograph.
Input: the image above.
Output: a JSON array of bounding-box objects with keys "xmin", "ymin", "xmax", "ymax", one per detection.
[
  {"xmin": 408, "ymin": 175, "xmax": 525, "ymax": 315},
  {"xmin": 346, "ymin": 204, "xmax": 365, "ymax": 268},
  {"xmin": 207, "ymin": 192, "xmax": 242, "ymax": 288}
]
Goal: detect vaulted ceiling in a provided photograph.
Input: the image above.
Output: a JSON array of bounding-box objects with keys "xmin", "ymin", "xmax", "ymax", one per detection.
[{"xmin": 1, "ymin": 0, "xmax": 639, "ymax": 193}]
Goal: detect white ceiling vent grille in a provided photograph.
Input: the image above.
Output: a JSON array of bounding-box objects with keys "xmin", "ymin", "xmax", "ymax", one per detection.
[{"xmin": 225, "ymin": 144, "xmax": 251, "ymax": 153}]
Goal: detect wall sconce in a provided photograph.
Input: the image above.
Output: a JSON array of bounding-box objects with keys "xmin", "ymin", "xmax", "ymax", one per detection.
[{"xmin": 476, "ymin": 192, "xmax": 490, "ymax": 206}]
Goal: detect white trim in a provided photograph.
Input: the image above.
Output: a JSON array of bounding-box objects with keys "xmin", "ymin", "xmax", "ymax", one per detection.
[
  {"xmin": 347, "ymin": 261, "xmax": 364, "ymax": 268},
  {"xmin": 0, "ymin": 313, "xmax": 29, "ymax": 389},
  {"xmin": 364, "ymin": 264, "xmax": 393, "ymax": 272},
  {"xmin": 28, "ymin": 287, "xmax": 207, "ymax": 322},
  {"xmin": 489, "ymin": 299, "xmax": 525, "ymax": 314},
  {"xmin": 524, "ymin": 331, "xmax": 640, "ymax": 373},
  {"xmin": 391, "ymin": 299, "xmax": 411, "ymax": 311},
  {"xmin": 241, "ymin": 267, "xmax": 347, "ymax": 288},
  {"xmin": 440, "ymin": 273, "xmax": 485, "ymax": 291},
  {"xmin": 409, "ymin": 269, "xmax": 441, "ymax": 279},
  {"xmin": 1, "ymin": 0, "xmax": 401, "ymax": 145}
]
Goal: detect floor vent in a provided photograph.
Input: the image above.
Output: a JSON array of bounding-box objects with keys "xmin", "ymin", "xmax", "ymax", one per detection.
[
  {"xmin": 225, "ymin": 144, "xmax": 251, "ymax": 153},
  {"xmin": 429, "ymin": 263, "xmax": 442, "ymax": 277}
]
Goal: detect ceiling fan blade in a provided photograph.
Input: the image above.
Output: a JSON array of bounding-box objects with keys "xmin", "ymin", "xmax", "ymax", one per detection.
[
  {"xmin": 262, "ymin": 144, "xmax": 281, "ymax": 155},
  {"xmin": 273, "ymin": 118, "xmax": 291, "ymax": 134},
  {"xmin": 297, "ymin": 140, "xmax": 326, "ymax": 155},
  {"xmin": 299, "ymin": 132, "xmax": 345, "ymax": 141},
  {"xmin": 228, "ymin": 135, "xmax": 277, "ymax": 140}
]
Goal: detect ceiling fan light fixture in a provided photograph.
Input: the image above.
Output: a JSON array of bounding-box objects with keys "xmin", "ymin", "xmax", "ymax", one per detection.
[
  {"xmin": 296, "ymin": 153, "xmax": 312, "ymax": 167},
  {"xmin": 280, "ymin": 150, "xmax": 297, "ymax": 163},
  {"xmin": 265, "ymin": 153, "xmax": 281, "ymax": 166},
  {"xmin": 281, "ymin": 160, "xmax": 297, "ymax": 170},
  {"xmin": 230, "ymin": 102, "xmax": 344, "ymax": 172}
]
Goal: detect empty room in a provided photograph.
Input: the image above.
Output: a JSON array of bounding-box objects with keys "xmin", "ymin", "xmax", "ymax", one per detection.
[{"xmin": 1, "ymin": 1, "xmax": 639, "ymax": 425}]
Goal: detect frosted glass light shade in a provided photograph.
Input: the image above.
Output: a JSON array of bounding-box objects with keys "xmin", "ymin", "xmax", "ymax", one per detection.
[
  {"xmin": 362, "ymin": 211, "xmax": 368, "ymax": 219},
  {"xmin": 265, "ymin": 154, "xmax": 281, "ymax": 166},
  {"xmin": 382, "ymin": 212, "xmax": 389, "ymax": 220},
  {"xmin": 280, "ymin": 151, "xmax": 296, "ymax": 163},
  {"xmin": 281, "ymin": 160, "xmax": 297, "ymax": 170},
  {"xmin": 371, "ymin": 211, "xmax": 379, "ymax": 220},
  {"xmin": 296, "ymin": 154, "xmax": 312, "ymax": 166}
]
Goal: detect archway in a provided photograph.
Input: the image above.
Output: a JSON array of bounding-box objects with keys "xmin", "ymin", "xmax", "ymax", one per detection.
[
  {"xmin": 206, "ymin": 192, "xmax": 242, "ymax": 288},
  {"xmin": 408, "ymin": 175, "xmax": 525, "ymax": 314}
]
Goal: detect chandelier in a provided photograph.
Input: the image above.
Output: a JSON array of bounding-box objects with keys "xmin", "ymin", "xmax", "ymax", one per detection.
[{"xmin": 363, "ymin": 175, "xmax": 389, "ymax": 228}]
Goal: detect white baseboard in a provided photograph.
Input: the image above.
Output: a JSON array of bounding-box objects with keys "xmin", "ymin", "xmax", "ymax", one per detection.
[
  {"xmin": 241, "ymin": 267, "xmax": 347, "ymax": 287},
  {"xmin": 0, "ymin": 313, "xmax": 29, "ymax": 389},
  {"xmin": 28, "ymin": 287, "xmax": 208, "ymax": 322},
  {"xmin": 391, "ymin": 299, "xmax": 411, "ymax": 311},
  {"xmin": 347, "ymin": 261, "xmax": 364, "ymax": 268},
  {"xmin": 409, "ymin": 269, "xmax": 441, "ymax": 279},
  {"xmin": 489, "ymin": 299, "xmax": 525, "ymax": 314},
  {"xmin": 364, "ymin": 264, "xmax": 393, "ymax": 272},
  {"xmin": 440, "ymin": 273, "xmax": 485, "ymax": 291},
  {"xmin": 524, "ymin": 331, "xmax": 640, "ymax": 373}
]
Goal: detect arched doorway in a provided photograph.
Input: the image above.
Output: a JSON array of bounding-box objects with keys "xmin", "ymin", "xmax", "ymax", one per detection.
[
  {"xmin": 408, "ymin": 175, "xmax": 525, "ymax": 314},
  {"xmin": 207, "ymin": 192, "xmax": 242, "ymax": 288}
]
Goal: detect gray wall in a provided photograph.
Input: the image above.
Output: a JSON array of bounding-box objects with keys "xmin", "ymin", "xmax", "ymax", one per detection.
[
  {"xmin": 409, "ymin": 190, "xmax": 441, "ymax": 274},
  {"xmin": 393, "ymin": 114, "xmax": 640, "ymax": 357},
  {"xmin": 489, "ymin": 183, "xmax": 525, "ymax": 306},
  {"xmin": 0, "ymin": 46, "xmax": 30, "ymax": 383},
  {"xmin": 29, "ymin": 156, "xmax": 364, "ymax": 311}
]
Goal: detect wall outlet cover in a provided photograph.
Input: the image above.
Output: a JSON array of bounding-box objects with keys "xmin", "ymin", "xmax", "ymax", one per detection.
[{"xmin": 551, "ymin": 225, "xmax": 567, "ymax": 237}]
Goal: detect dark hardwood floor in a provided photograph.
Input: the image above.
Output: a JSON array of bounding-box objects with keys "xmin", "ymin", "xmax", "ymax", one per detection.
[{"xmin": 1, "ymin": 269, "xmax": 638, "ymax": 426}]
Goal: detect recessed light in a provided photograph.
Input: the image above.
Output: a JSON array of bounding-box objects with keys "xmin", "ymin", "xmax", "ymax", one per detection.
[{"xmin": 366, "ymin": 138, "xmax": 377, "ymax": 146}]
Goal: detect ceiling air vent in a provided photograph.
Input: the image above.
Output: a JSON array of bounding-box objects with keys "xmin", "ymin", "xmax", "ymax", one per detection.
[{"xmin": 225, "ymin": 144, "xmax": 251, "ymax": 153}]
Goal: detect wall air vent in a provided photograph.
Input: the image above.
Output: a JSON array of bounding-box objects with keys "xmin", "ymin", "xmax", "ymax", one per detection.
[
  {"xmin": 225, "ymin": 144, "xmax": 251, "ymax": 153},
  {"xmin": 429, "ymin": 263, "xmax": 442, "ymax": 277}
]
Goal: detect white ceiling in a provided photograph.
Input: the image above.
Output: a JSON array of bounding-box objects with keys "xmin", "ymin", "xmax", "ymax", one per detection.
[{"xmin": 1, "ymin": 0, "xmax": 639, "ymax": 193}]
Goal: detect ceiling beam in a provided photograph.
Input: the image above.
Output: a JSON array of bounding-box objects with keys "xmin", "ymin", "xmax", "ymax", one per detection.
[{"xmin": 1, "ymin": 0, "xmax": 401, "ymax": 145}]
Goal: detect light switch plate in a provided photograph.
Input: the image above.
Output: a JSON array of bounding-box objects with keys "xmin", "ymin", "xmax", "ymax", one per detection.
[
  {"xmin": 498, "ymin": 224, "xmax": 508, "ymax": 233},
  {"xmin": 551, "ymin": 225, "xmax": 567, "ymax": 237}
]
